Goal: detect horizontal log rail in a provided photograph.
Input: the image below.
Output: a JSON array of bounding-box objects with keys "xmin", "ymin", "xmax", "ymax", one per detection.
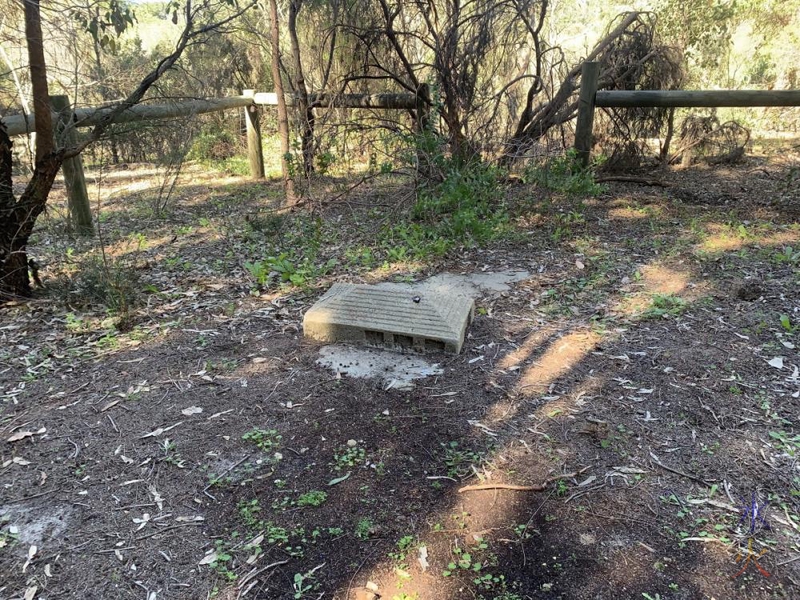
[
  {"xmin": 595, "ymin": 90, "xmax": 800, "ymax": 108},
  {"xmin": 1, "ymin": 96, "xmax": 253, "ymax": 138},
  {"xmin": 254, "ymin": 92, "xmax": 419, "ymax": 109},
  {"xmin": 1, "ymin": 92, "xmax": 420, "ymax": 138},
  {"xmin": 575, "ymin": 61, "xmax": 800, "ymax": 166},
  {"xmin": 1, "ymin": 88, "xmax": 425, "ymax": 235}
]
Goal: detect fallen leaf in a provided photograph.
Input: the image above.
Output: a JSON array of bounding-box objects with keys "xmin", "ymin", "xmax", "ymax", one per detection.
[
  {"xmin": 100, "ymin": 399, "xmax": 120, "ymax": 412},
  {"xmin": 22, "ymin": 545, "xmax": 37, "ymax": 573},
  {"xmin": 150, "ymin": 486, "xmax": 164, "ymax": 511},
  {"xmin": 132, "ymin": 513, "xmax": 151, "ymax": 531},
  {"xmin": 140, "ymin": 421, "xmax": 182, "ymax": 438},
  {"xmin": 328, "ymin": 473, "xmax": 351, "ymax": 486},
  {"xmin": 7, "ymin": 428, "xmax": 45, "ymax": 443},
  {"xmin": 611, "ymin": 466, "xmax": 648, "ymax": 474},
  {"xmin": 181, "ymin": 406, "xmax": 203, "ymax": 416},
  {"xmin": 176, "ymin": 516, "xmax": 204, "ymax": 522},
  {"xmin": 768, "ymin": 356, "xmax": 784, "ymax": 369},
  {"xmin": 198, "ymin": 551, "xmax": 218, "ymax": 566}
]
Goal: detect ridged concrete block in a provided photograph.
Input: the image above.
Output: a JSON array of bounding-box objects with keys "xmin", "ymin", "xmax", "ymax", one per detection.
[{"xmin": 303, "ymin": 283, "xmax": 474, "ymax": 354}]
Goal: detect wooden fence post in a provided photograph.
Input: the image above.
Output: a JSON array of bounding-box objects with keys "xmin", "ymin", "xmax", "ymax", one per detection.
[
  {"xmin": 242, "ymin": 89, "xmax": 265, "ymax": 179},
  {"xmin": 574, "ymin": 61, "xmax": 600, "ymax": 168},
  {"xmin": 415, "ymin": 83, "xmax": 431, "ymax": 133},
  {"xmin": 51, "ymin": 95, "xmax": 93, "ymax": 236}
]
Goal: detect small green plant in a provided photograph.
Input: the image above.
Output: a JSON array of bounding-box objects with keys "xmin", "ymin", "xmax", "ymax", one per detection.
[
  {"xmin": 442, "ymin": 441, "xmax": 483, "ymax": 478},
  {"xmin": 207, "ymin": 540, "xmax": 237, "ymax": 582},
  {"xmin": 769, "ymin": 430, "xmax": 800, "ymax": 456},
  {"xmin": 388, "ymin": 535, "xmax": 416, "ymax": 564},
  {"xmin": 245, "ymin": 253, "xmax": 337, "ymax": 288},
  {"xmin": 242, "ymin": 428, "xmax": 282, "ymax": 452},
  {"xmin": 382, "ymin": 143, "xmax": 509, "ymax": 261},
  {"xmin": 523, "ymin": 149, "xmax": 605, "ymax": 195},
  {"xmin": 293, "ymin": 570, "xmax": 317, "ymax": 599},
  {"xmin": 780, "ymin": 314, "xmax": 797, "ymax": 333},
  {"xmin": 354, "ymin": 517, "xmax": 375, "ymax": 540},
  {"xmin": 238, "ymin": 499, "xmax": 262, "ymax": 529},
  {"xmin": 332, "ymin": 442, "xmax": 366, "ymax": 472},
  {"xmin": 442, "ymin": 538, "xmax": 492, "ymax": 577},
  {"xmin": 642, "ymin": 293, "xmax": 687, "ymax": 319},
  {"xmin": 296, "ymin": 490, "xmax": 328, "ymax": 507},
  {"xmin": 161, "ymin": 438, "xmax": 186, "ymax": 468},
  {"xmin": 772, "ymin": 246, "xmax": 798, "ymax": 264},
  {"xmin": 0, "ymin": 517, "xmax": 18, "ymax": 550}
]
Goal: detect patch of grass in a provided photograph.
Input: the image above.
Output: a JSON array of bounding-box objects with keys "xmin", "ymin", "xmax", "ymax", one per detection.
[
  {"xmin": 523, "ymin": 149, "xmax": 605, "ymax": 196},
  {"xmin": 641, "ymin": 293, "xmax": 687, "ymax": 319},
  {"xmin": 242, "ymin": 428, "xmax": 282, "ymax": 452},
  {"xmin": 772, "ymin": 245, "xmax": 798, "ymax": 265},
  {"xmin": 296, "ymin": 490, "xmax": 328, "ymax": 508},
  {"xmin": 382, "ymin": 147, "xmax": 510, "ymax": 261},
  {"xmin": 441, "ymin": 441, "xmax": 483, "ymax": 478},
  {"xmin": 52, "ymin": 253, "xmax": 141, "ymax": 323},
  {"xmin": 769, "ymin": 430, "xmax": 800, "ymax": 457}
]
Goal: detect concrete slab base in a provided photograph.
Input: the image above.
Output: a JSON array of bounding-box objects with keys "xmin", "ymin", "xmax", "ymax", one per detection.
[
  {"xmin": 303, "ymin": 282, "xmax": 474, "ymax": 354},
  {"xmin": 317, "ymin": 346, "xmax": 443, "ymax": 390}
]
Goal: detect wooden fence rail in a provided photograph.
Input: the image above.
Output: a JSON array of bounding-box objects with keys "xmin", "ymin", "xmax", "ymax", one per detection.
[
  {"xmin": 1, "ymin": 89, "xmax": 422, "ymax": 236},
  {"xmin": 1, "ymin": 92, "xmax": 421, "ymax": 138},
  {"xmin": 574, "ymin": 61, "xmax": 800, "ymax": 166}
]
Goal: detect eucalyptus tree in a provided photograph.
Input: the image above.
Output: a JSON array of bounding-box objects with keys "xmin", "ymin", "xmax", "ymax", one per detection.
[{"xmin": 0, "ymin": 0, "xmax": 256, "ymax": 298}]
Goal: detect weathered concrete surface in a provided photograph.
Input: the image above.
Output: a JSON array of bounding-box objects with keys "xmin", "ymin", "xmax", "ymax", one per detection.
[
  {"xmin": 303, "ymin": 283, "xmax": 474, "ymax": 354},
  {"xmin": 317, "ymin": 346, "xmax": 443, "ymax": 390},
  {"xmin": 375, "ymin": 270, "xmax": 530, "ymax": 298}
]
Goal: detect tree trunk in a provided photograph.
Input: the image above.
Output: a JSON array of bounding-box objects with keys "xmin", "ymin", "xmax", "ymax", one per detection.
[
  {"xmin": 0, "ymin": 128, "xmax": 63, "ymax": 298},
  {"xmin": 0, "ymin": 0, "xmax": 60, "ymax": 298},
  {"xmin": 268, "ymin": 0, "xmax": 296, "ymax": 204},
  {"xmin": 288, "ymin": 0, "xmax": 315, "ymax": 176},
  {"xmin": 2, "ymin": 0, "xmax": 256, "ymax": 299}
]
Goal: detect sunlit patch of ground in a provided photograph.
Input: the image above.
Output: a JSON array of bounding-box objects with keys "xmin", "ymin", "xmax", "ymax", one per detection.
[
  {"xmin": 516, "ymin": 328, "xmax": 602, "ymax": 397},
  {"xmin": 607, "ymin": 206, "xmax": 650, "ymax": 220},
  {"xmin": 612, "ymin": 262, "xmax": 698, "ymax": 317}
]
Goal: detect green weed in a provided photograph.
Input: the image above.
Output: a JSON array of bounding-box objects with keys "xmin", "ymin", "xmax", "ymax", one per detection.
[
  {"xmin": 354, "ymin": 517, "xmax": 375, "ymax": 540},
  {"xmin": 296, "ymin": 490, "xmax": 328, "ymax": 507},
  {"xmin": 523, "ymin": 149, "xmax": 605, "ymax": 196},
  {"xmin": 242, "ymin": 428, "xmax": 282, "ymax": 452},
  {"xmin": 442, "ymin": 441, "xmax": 483, "ymax": 478},
  {"xmin": 642, "ymin": 293, "xmax": 687, "ymax": 319}
]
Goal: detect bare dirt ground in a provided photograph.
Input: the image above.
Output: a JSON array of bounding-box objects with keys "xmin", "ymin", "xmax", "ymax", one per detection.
[{"xmin": 1, "ymin": 148, "xmax": 799, "ymax": 600}]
